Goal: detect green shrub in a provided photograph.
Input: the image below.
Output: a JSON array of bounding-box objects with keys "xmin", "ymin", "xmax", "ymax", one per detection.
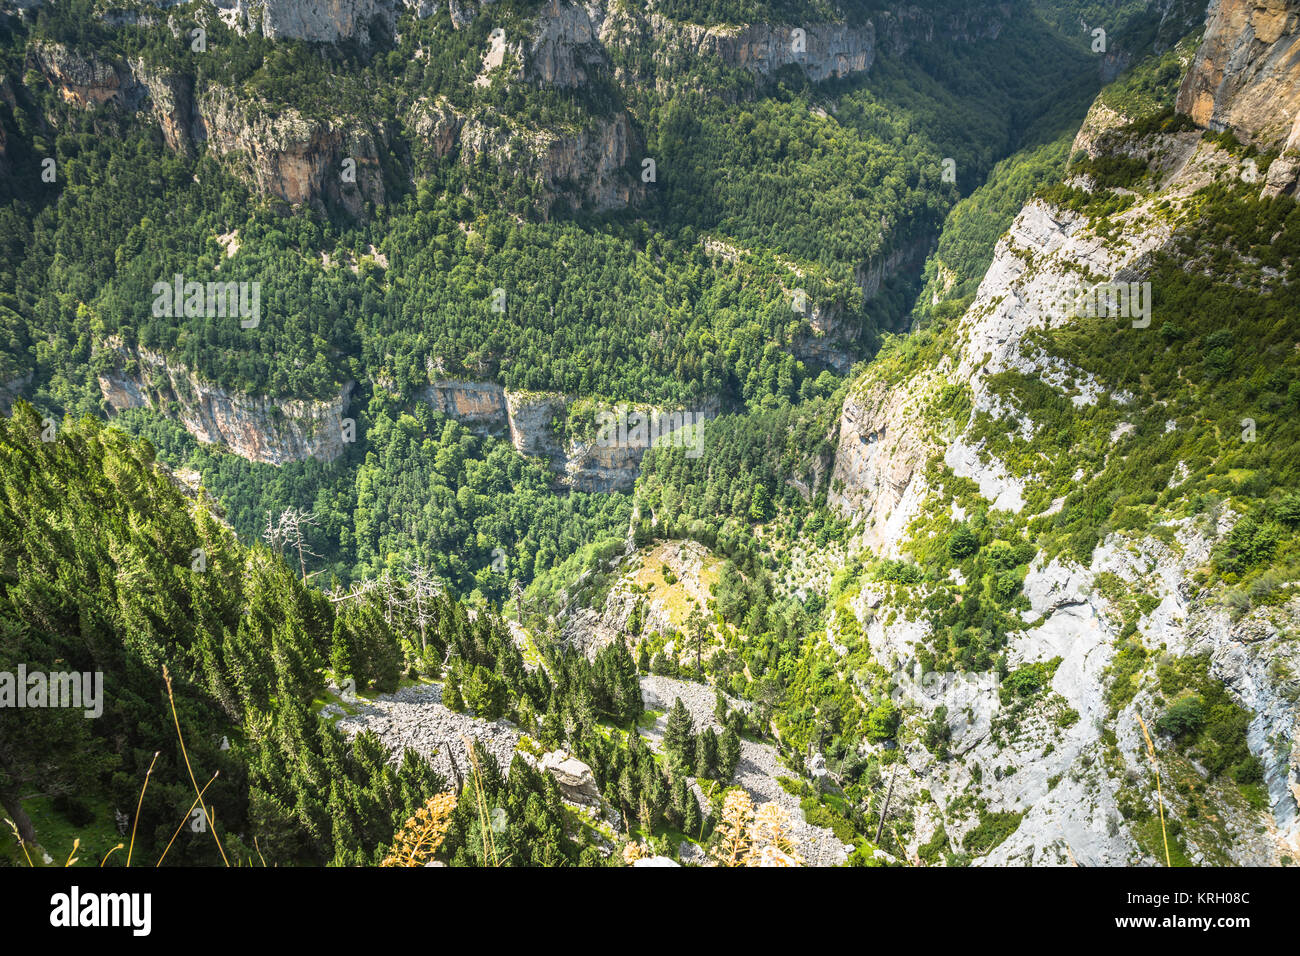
[
  {"xmin": 1155, "ymin": 694, "xmax": 1206, "ymax": 739},
  {"xmin": 948, "ymin": 523, "xmax": 979, "ymax": 560}
]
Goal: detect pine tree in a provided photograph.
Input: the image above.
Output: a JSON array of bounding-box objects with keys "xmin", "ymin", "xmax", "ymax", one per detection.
[
  {"xmin": 445, "ymin": 664, "xmax": 465, "ymax": 712},
  {"xmin": 663, "ymin": 697, "xmax": 696, "ymax": 771},
  {"xmin": 330, "ymin": 616, "xmax": 360, "ymax": 686},
  {"xmin": 719, "ymin": 726, "xmax": 741, "ymax": 781},
  {"xmin": 696, "ymin": 726, "xmax": 719, "ymax": 779},
  {"xmin": 683, "ymin": 791, "xmax": 702, "ymax": 837},
  {"xmin": 671, "ymin": 775, "xmax": 690, "ymax": 827}
]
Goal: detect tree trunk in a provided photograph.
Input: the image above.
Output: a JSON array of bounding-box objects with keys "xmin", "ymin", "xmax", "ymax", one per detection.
[{"xmin": 0, "ymin": 791, "xmax": 38, "ymax": 850}]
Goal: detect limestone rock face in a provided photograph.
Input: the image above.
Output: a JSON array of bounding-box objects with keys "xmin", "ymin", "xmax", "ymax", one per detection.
[
  {"xmin": 97, "ymin": 344, "xmax": 355, "ymax": 466},
  {"xmin": 641, "ymin": 17, "xmax": 877, "ymax": 83},
  {"xmin": 195, "ymin": 87, "xmax": 388, "ymax": 216},
  {"xmin": 416, "ymin": 384, "xmax": 710, "ymax": 492},
  {"xmin": 525, "ymin": 0, "xmax": 609, "ymax": 88},
  {"xmin": 131, "ymin": 60, "xmax": 198, "ymax": 157},
  {"xmin": 420, "ymin": 380, "xmax": 509, "ymax": 434},
  {"xmin": 504, "ymin": 390, "xmax": 568, "ymax": 469},
  {"xmin": 212, "ymin": 0, "xmax": 398, "ymax": 43},
  {"xmin": 21, "ymin": 2, "xmax": 1021, "ymax": 221},
  {"xmin": 406, "ymin": 96, "xmax": 463, "ymax": 161},
  {"xmin": 829, "ymin": 377, "xmax": 931, "ymax": 558},
  {"xmin": 29, "ymin": 40, "xmax": 389, "ymax": 215},
  {"xmin": 458, "ymin": 109, "xmax": 643, "ymax": 215},
  {"xmin": 32, "ymin": 41, "xmax": 132, "ymax": 108},
  {"xmin": 1176, "ymin": 0, "xmax": 1300, "ymax": 152},
  {"xmin": 563, "ymin": 439, "xmax": 645, "ymax": 494},
  {"xmin": 259, "ymin": 0, "xmax": 382, "ymax": 41},
  {"xmin": 825, "ymin": 31, "xmax": 1300, "ymax": 861}
]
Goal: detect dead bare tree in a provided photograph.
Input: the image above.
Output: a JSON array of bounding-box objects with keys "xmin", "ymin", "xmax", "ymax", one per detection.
[
  {"xmin": 408, "ymin": 561, "xmax": 445, "ymax": 655},
  {"xmin": 262, "ymin": 509, "xmax": 285, "ymax": 555},
  {"xmin": 378, "ymin": 569, "xmax": 403, "ymax": 626},
  {"xmin": 263, "ymin": 508, "xmax": 322, "ymax": 581},
  {"xmin": 328, "ymin": 577, "xmax": 378, "ymax": 604}
]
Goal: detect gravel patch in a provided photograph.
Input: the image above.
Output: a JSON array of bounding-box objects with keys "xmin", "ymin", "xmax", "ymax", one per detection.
[
  {"xmin": 336, "ymin": 682, "xmax": 522, "ymax": 785},
  {"xmin": 640, "ymin": 675, "xmax": 850, "ymax": 867}
]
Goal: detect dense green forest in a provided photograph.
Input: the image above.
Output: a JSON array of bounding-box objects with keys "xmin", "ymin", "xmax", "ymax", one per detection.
[
  {"xmin": 0, "ymin": 404, "xmax": 731, "ymax": 865},
  {"xmin": 0, "ymin": 0, "xmax": 1125, "ymax": 410},
  {"xmin": 0, "ymin": 0, "xmax": 1138, "ymax": 609},
  {"xmin": 0, "ymin": 404, "xmax": 447, "ymax": 865},
  {"xmin": 7, "ymin": 0, "xmax": 1286, "ymax": 873}
]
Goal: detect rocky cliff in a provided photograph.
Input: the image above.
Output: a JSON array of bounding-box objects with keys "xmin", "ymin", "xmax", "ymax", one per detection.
[
  {"xmin": 195, "ymin": 87, "xmax": 388, "ymax": 215},
  {"xmin": 1177, "ymin": 0, "xmax": 1300, "ymax": 151},
  {"xmin": 458, "ymin": 108, "xmax": 643, "ymax": 215},
  {"xmin": 417, "ymin": 381, "xmax": 712, "ymax": 493},
  {"xmin": 1177, "ymin": 0, "xmax": 1300, "ymax": 197},
  {"xmin": 631, "ymin": 14, "xmax": 876, "ymax": 84},
  {"xmin": 419, "ymin": 379, "xmax": 509, "ymax": 434},
  {"xmin": 17, "ymin": 1, "xmax": 1022, "ymax": 218},
  {"xmin": 823, "ymin": 37, "xmax": 1300, "ymax": 863},
  {"xmin": 30, "ymin": 40, "xmax": 130, "ymax": 108},
  {"xmin": 208, "ymin": 0, "xmax": 406, "ymax": 43},
  {"xmin": 97, "ymin": 344, "xmax": 356, "ymax": 466},
  {"xmin": 27, "ymin": 40, "xmax": 390, "ymax": 214}
]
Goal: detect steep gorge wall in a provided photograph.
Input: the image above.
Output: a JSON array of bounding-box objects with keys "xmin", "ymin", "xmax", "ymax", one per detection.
[
  {"xmin": 28, "ymin": 42, "xmax": 390, "ymax": 214},
  {"xmin": 97, "ymin": 344, "xmax": 356, "ymax": 466},
  {"xmin": 419, "ymin": 381, "xmax": 712, "ymax": 493},
  {"xmin": 194, "ymin": 87, "xmax": 388, "ymax": 215},
  {"xmin": 1176, "ymin": 0, "xmax": 1300, "ymax": 196},
  {"xmin": 20, "ymin": 0, "xmax": 1020, "ymax": 219},
  {"xmin": 825, "ymin": 21, "xmax": 1300, "ymax": 861},
  {"xmin": 1176, "ymin": 0, "xmax": 1300, "ymax": 152}
]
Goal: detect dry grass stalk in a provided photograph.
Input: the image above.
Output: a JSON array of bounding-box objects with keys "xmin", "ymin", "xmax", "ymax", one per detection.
[
  {"xmin": 381, "ymin": 792, "xmax": 458, "ymax": 867},
  {"xmin": 1136, "ymin": 713, "xmax": 1172, "ymax": 867},
  {"xmin": 163, "ymin": 665, "xmax": 229, "ymax": 866},
  {"xmin": 156, "ymin": 771, "xmax": 220, "ymax": 866},
  {"xmin": 462, "ymin": 736, "xmax": 499, "ymax": 867},
  {"xmin": 5, "ymin": 817, "xmax": 33, "ymax": 867},
  {"xmin": 126, "ymin": 750, "xmax": 160, "ymax": 867},
  {"xmin": 711, "ymin": 790, "xmax": 804, "ymax": 867}
]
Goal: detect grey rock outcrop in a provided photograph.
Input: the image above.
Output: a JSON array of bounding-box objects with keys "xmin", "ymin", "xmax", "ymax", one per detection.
[
  {"xmin": 538, "ymin": 749, "xmax": 602, "ymax": 805},
  {"xmin": 97, "ymin": 343, "xmax": 356, "ymax": 466},
  {"xmin": 195, "ymin": 86, "xmax": 388, "ymax": 216},
  {"xmin": 420, "ymin": 380, "xmax": 509, "ymax": 435},
  {"xmin": 1176, "ymin": 0, "xmax": 1300, "ymax": 153},
  {"xmin": 458, "ymin": 108, "xmax": 643, "ymax": 215}
]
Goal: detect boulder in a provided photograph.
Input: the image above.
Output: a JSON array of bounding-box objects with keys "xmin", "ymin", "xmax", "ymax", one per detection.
[{"xmin": 540, "ymin": 749, "xmax": 602, "ymax": 806}]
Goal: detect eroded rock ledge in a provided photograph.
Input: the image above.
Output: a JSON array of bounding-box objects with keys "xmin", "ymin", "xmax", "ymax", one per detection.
[{"xmin": 97, "ymin": 343, "xmax": 355, "ymax": 466}]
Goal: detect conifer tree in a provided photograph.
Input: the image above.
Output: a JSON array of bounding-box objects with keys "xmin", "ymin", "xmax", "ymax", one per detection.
[
  {"xmin": 664, "ymin": 697, "xmax": 696, "ymax": 772},
  {"xmin": 719, "ymin": 726, "xmax": 742, "ymax": 781},
  {"xmin": 696, "ymin": 726, "xmax": 720, "ymax": 779},
  {"xmin": 683, "ymin": 792, "xmax": 702, "ymax": 837},
  {"xmin": 445, "ymin": 664, "xmax": 465, "ymax": 712}
]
